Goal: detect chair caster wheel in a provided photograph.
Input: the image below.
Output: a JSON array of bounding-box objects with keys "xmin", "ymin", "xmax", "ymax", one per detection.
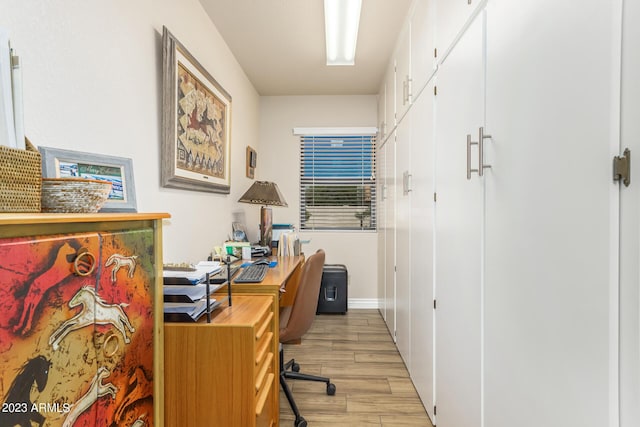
[
  {"xmin": 295, "ymin": 416, "xmax": 307, "ymax": 427},
  {"xmin": 327, "ymin": 382, "xmax": 336, "ymax": 395},
  {"xmin": 292, "ymin": 362, "xmax": 300, "ymax": 372}
]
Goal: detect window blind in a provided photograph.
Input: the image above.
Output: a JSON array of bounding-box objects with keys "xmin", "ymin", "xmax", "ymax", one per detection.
[{"xmin": 299, "ymin": 135, "xmax": 376, "ymax": 231}]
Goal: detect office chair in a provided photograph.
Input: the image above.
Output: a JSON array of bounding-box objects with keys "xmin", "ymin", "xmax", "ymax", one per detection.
[{"xmin": 279, "ymin": 249, "xmax": 336, "ymax": 427}]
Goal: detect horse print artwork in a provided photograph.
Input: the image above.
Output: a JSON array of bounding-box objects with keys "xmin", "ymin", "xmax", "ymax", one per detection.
[
  {"xmin": 105, "ymin": 254, "xmax": 138, "ymax": 283},
  {"xmin": 61, "ymin": 367, "xmax": 117, "ymax": 427},
  {"xmin": 13, "ymin": 242, "xmax": 77, "ymax": 335},
  {"xmin": 49, "ymin": 286, "xmax": 135, "ymax": 350},
  {"xmin": 1, "ymin": 229, "xmax": 156, "ymax": 427},
  {"xmin": 0, "ymin": 355, "xmax": 51, "ymax": 427}
]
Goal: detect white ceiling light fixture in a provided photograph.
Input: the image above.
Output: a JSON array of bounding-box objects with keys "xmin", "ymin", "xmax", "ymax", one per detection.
[{"xmin": 324, "ymin": 0, "xmax": 362, "ymax": 66}]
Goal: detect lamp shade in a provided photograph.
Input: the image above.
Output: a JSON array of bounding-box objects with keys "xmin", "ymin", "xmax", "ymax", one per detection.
[{"xmin": 238, "ymin": 181, "xmax": 288, "ymax": 207}]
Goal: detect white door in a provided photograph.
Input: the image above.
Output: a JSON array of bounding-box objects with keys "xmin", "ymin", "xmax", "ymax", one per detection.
[
  {"xmin": 410, "ymin": 81, "xmax": 436, "ymax": 420},
  {"xmin": 396, "ymin": 25, "xmax": 412, "ymax": 123},
  {"xmin": 396, "ymin": 114, "xmax": 412, "ymax": 367},
  {"xmin": 385, "ymin": 134, "xmax": 397, "ymax": 339},
  {"xmin": 434, "ymin": 12, "xmax": 484, "ymax": 427},
  {"xmin": 411, "ymin": 0, "xmax": 436, "ymax": 95},
  {"xmin": 483, "ymin": 0, "xmax": 617, "ymax": 425},
  {"xmin": 435, "ymin": 0, "xmax": 482, "ymax": 61},
  {"xmin": 377, "ymin": 141, "xmax": 387, "ymax": 319},
  {"xmin": 620, "ymin": 0, "xmax": 640, "ymax": 424}
]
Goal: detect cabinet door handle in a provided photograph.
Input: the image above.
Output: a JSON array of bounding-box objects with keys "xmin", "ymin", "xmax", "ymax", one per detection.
[
  {"xmin": 73, "ymin": 249, "xmax": 96, "ymax": 276},
  {"xmin": 403, "ymin": 171, "xmax": 413, "ymax": 195},
  {"xmin": 479, "ymin": 127, "xmax": 492, "ymax": 177},
  {"xmin": 467, "ymin": 134, "xmax": 478, "ymax": 180},
  {"xmin": 403, "ymin": 80, "xmax": 408, "ymax": 105}
]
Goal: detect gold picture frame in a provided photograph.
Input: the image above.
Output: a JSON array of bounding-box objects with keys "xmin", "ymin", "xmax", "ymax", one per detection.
[{"xmin": 161, "ymin": 26, "xmax": 232, "ymax": 193}]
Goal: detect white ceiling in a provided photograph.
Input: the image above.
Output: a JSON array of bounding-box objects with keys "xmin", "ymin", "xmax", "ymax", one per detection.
[{"xmin": 198, "ymin": 0, "xmax": 413, "ymax": 96}]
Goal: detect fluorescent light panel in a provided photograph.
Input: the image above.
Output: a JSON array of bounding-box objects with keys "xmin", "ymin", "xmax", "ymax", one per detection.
[{"xmin": 324, "ymin": 0, "xmax": 362, "ymax": 66}]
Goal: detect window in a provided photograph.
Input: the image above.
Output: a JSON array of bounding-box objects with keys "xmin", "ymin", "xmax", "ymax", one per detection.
[{"xmin": 299, "ymin": 134, "xmax": 376, "ymax": 231}]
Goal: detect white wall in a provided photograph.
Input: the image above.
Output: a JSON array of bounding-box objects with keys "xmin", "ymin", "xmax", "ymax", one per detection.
[
  {"xmin": 259, "ymin": 95, "xmax": 379, "ymax": 303},
  {"xmin": 0, "ymin": 0, "xmax": 263, "ymax": 262}
]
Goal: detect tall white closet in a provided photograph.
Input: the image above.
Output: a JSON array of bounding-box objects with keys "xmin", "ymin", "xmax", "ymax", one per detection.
[
  {"xmin": 483, "ymin": 0, "xmax": 617, "ymax": 424},
  {"xmin": 377, "ymin": 0, "xmax": 640, "ymax": 426},
  {"xmin": 434, "ymin": 11, "xmax": 484, "ymax": 427},
  {"xmin": 619, "ymin": 0, "xmax": 640, "ymax": 424}
]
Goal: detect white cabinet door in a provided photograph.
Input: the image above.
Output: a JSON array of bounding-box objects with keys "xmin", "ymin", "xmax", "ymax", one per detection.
[
  {"xmin": 435, "ymin": 0, "xmax": 480, "ymax": 60},
  {"xmin": 377, "ymin": 142, "xmax": 387, "ymax": 319},
  {"xmin": 385, "ymin": 62, "xmax": 396, "ymax": 136},
  {"xmin": 384, "ymin": 134, "xmax": 397, "ymax": 338},
  {"xmin": 396, "ymin": 116, "xmax": 412, "ymax": 367},
  {"xmin": 411, "ymin": 0, "xmax": 436, "ymax": 95},
  {"xmin": 434, "ymin": 13, "xmax": 484, "ymax": 427},
  {"xmin": 410, "ymin": 81, "xmax": 436, "ymax": 420},
  {"xmin": 395, "ymin": 24, "xmax": 412, "ymax": 123},
  {"xmin": 483, "ymin": 0, "xmax": 617, "ymax": 426},
  {"xmin": 377, "ymin": 82, "xmax": 387, "ymax": 143},
  {"xmin": 619, "ymin": 0, "xmax": 640, "ymax": 425}
]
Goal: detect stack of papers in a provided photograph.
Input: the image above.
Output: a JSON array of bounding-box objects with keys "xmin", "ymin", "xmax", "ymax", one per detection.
[
  {"xmin": 163, "ymin": 261, "xmax": 221, "ymax": 285},
  {"xmin": 163, "ymin": 261, "xmax": 223, "ymax": 322},
  {"xmin": 163, "ymin": 282, "xmax": 223, "ymax": 303},
  {"xmin": 164, "ymin": 298, "xmax": 221, "ymax": 322}
]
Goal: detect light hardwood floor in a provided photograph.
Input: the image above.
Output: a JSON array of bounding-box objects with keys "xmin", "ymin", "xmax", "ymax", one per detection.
[{"xmin": 279, "ymin": 309, "xmax": 434, "ymax": 427}]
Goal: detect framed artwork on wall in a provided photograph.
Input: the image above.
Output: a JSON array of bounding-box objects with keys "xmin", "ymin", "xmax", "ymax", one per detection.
[
  {"xmin": 246, "ymin": 146, "xmax": 256, "ymax": 179},
  {"xmin": 161, "ymin": 26, "xmax": 232, "ymax": 194},
  {"xmin": 38, "ymin": 146, "xmax": 137, "ymax": 212}
]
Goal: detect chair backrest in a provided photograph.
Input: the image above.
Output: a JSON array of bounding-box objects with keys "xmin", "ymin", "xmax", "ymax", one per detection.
[{"xmin": 279, "ymin": 249, "xmax": 325, "ymax": 343}]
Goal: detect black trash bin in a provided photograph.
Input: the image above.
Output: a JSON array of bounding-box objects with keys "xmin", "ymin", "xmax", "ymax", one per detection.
[{"xmin": 317, "ymin": 264, "xmax": 348, "ymax": 314}]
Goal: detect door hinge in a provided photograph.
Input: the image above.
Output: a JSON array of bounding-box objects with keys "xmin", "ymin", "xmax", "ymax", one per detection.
[
  {"xmin": 614, "ymin": 148, "xmax": 631, "ymax": 187},
  {"xmin": 433, "ymin": 299, "xmax": 437, "ymax": 309},
  {"xmin": 434, "ymin": 192, "xmax": 437, "ymax": 202},
  {"xmin": 434, "ymin": 405, "xmax": 437, "ymax": 415},
  {"xmin": 434, "ymin": 48, "xmax": 438, "ymax": 58},
  {"xmin": 434, "ymin": 85, "xmax": 437, "ymax": 96}
]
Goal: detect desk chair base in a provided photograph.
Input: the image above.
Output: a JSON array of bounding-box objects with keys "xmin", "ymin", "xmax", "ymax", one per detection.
[{"xmin": 280, "ymin": 347, "xmax": 336, "ymax": 427}]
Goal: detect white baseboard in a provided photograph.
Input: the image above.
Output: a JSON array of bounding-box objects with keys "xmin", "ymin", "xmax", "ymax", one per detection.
[{"xmin": 347, "ymin": 298, "xmax": 381, "ymax": 309}]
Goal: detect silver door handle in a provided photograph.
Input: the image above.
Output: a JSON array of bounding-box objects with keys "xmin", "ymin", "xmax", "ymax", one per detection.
[
  {"xmin": 467, "ymin": 134, "xmax": 478, "ymax": 180},
  {"xmin": 479, "ymin": 127, "xmax": 492, "ymax": 176}
]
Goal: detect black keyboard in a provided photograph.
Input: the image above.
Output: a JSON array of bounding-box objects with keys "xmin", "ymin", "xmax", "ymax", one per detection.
[{"xmin": 234, "ymin": 264, "xmax": 268, "ymax": 283}]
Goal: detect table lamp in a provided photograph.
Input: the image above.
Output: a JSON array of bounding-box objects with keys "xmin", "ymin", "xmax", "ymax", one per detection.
[{"xmin": 238, "ymin": 181, "xmax": 288, "ymax": 246}]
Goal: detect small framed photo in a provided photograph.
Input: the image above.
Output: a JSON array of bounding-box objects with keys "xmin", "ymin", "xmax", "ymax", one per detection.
[{"xmin": 38, "ymin": 146, "xmax": 137, "ymax": 212}]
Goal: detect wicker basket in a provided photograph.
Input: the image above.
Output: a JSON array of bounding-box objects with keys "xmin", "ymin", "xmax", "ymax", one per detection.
[
  {"xmin": 0, "ymin": 139, "xmax": 42, "ymax": 212},
  {"xmin": 41, "ymin": 178, "xmax": 112, "ymax": 213}
]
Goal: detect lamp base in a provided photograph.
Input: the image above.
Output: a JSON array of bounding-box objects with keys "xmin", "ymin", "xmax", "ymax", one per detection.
[{"xmin": 260, "ymin": 206, "xmax": 272, "ymax": 247}]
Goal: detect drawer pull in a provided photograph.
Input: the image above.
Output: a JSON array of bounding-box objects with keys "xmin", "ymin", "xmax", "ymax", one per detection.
[
  {"xmin": 256, "ymin": 312, "xmax": 273, "ymax": 340},
  {"xmin": 255, "ymin": 373, "xmax": 274, "ymax": 417},
  {"xmin": 255, "ymin": 352, "xmax": 274, "ymax": 392},
  {"xmin": 256, "ymin": 332, "xmax": 273, "ymax": 365}
]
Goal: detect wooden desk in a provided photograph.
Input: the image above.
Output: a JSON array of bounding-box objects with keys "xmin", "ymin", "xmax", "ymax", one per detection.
[
  {"xmin": 164, "ymin": 296, "xmax": 276, "ymax": 427},
  {"xmin": 228, "ymin": 255, "xmax": 304, "ymax": 306},
  {"xmin": 164, "ymin": 257, "xmax": 304, "ymax": 427}
]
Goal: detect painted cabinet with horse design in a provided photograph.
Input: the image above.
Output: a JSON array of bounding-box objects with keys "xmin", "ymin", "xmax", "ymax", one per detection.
[{"xmin": 0, "ymin": 213, "xmax": 168, "ymax": 427}]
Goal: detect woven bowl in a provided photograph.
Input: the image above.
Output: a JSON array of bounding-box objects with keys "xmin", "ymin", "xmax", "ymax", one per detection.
[{"xmin": 41, "ymin": 178, "xmax": 113, "ymax": 213}]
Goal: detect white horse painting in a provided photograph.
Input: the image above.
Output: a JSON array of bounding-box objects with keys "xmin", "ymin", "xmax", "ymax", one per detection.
[
  {"xmin": 49, "ymin": 286, "xmax": 135, "ymax": 350},
  {"xmin": 105, "ymin": 254, "xmax": 138, "ymax": 282},
  {"xmin": 62, "ymin": 367, "xmax": 117, "ymax": 427}
]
